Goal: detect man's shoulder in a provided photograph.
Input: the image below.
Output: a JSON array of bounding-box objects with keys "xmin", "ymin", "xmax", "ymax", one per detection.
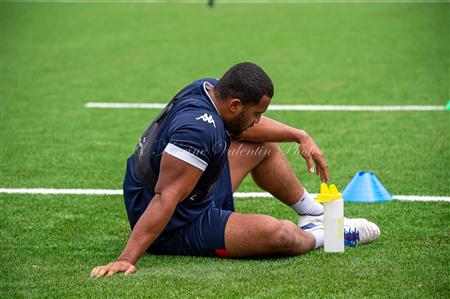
[
  {"xmin": 163, "ymin": 77, "xmax": 224, "ymax": 137},
  {"xmin": 171, "ymin": 107, "xmax": 223, "ymax": 133},
  {"xmin": 171, "ymin": 78, "xmax": 221, "ymax": 128},
  {"xmin": 173, "ymin": 78, "xmax": 218, "ymax": 101}
]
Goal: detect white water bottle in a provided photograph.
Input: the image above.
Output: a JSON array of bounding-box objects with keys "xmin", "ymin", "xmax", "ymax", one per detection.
[{"xmin": 316, "ymin": 184, "xmax": 345, "ymax": 253}]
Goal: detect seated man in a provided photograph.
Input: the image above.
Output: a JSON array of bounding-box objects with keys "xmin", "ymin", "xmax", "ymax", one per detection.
[{"xmin": 91, "ymin": 62, "xmax": 380, "ymax": 277}]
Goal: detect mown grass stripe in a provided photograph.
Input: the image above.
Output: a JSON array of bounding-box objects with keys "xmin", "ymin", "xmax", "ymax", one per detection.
[
  {"xmin": 1, "ymin": 188, "xmax": 449, "ymax": 201},
  {"xmin": 6, "ymin": 0, "xmax": 449, "ymax": 4},
  {"xmin": 85, "ymin": 102, "xmax": 446, "ymax": 111}
]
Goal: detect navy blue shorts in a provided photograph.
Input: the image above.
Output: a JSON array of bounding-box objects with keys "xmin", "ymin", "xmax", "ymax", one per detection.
[
  {"xmin": 147, "ymin": 206, "xmax": 233, "ymax": 257},
  {"xmin": 123, "ymin": 157, "xmax": 234, "ymax": 257}
]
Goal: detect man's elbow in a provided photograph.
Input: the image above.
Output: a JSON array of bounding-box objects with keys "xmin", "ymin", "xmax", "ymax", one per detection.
[{"xmin": 154, "ymin": 188, "xmax": 190, "ymax": 205}]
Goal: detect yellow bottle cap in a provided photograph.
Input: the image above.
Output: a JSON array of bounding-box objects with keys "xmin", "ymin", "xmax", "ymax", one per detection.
[{"xmin": 315, "ymin": 183, "xmax": 343, "ymax": 202}]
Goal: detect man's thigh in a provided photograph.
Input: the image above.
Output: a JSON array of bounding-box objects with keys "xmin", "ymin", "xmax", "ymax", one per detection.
[
  {"xmin": 228, "ymin": 139, "xmax": 273, "ymax": 192},
  {"xmin": 148, "ymin": 206, "xmax": 233, "ymax": 257}
]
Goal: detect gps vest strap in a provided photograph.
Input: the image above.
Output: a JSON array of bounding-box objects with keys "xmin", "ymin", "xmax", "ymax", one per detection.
[{"xmin": 133, "ymin": 84, "xmax": 213, "ymax": 201}]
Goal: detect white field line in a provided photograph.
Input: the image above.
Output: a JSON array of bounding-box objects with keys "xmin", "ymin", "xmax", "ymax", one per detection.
[
  {"xmin": 85, "ymin": 102, "xmax": 446, "ymax": 111},
  {"xmin": 0, "ymin": 188, "xmax": 123, "ymax": 196},
  {"xmin": 1, "ymin": 188, "xmax": 449, "ymax": 202}
]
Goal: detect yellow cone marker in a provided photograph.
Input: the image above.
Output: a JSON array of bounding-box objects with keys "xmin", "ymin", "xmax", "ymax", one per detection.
[{"xmin": 316, "ymin": 183, "xmax": 345, "ymax": 253}]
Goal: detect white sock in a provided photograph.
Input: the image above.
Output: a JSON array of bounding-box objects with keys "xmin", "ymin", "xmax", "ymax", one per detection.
[
  {"xmin": 290, "ymin": 189, "xmax": 324, "ymax": 216},
  {"xmin": 309, "ymin": 229, "xmax": 324, "ymax": 249}
]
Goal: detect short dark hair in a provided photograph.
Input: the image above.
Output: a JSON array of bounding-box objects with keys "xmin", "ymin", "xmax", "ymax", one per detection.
[{"xmin": 215, "ymin": 62, "xmax": 274, "ymax": 106}]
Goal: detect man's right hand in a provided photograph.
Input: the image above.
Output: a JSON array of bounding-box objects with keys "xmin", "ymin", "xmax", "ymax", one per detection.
[
  {"xmin": 298, "ymin": 132, "xmax": 329, "ymax": 183},
  {"xmin": 90, "ymin": 260, "xmax": 137, "ymax": 277}
]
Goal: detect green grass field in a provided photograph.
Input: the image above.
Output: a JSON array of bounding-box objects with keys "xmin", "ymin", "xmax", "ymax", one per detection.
[{"xmin": 1, "ymin": 1, "xmax": 449, "ymax": 298}]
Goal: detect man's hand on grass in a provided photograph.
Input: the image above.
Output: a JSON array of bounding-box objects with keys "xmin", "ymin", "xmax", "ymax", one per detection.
[
  {"xmin": 298, "ymin": 132, "xmax": 329, "ymax": 183},
  {"xmin": 90, "ymin": 260, "xmax": 137, "ymax": 277}
]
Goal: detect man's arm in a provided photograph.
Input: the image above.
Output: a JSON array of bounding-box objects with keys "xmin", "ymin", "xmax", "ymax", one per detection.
[
  {"xmin": 238, "ymin": 116, "xmax": 329, "ymax": 182},
  {"xmin": 238, "ymin": 116, "xmax": 307, "ymax": 143},
  {"xmin": 90, "ymin": 152, "xmax": 203, "ymax": 277}
]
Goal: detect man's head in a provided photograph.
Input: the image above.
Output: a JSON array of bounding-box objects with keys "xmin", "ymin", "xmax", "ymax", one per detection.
[{"xmin": 214, "ymin": 62, "xmax": 274, "ymax": 136}]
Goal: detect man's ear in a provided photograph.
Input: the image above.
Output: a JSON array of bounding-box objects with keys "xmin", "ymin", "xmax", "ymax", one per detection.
[{"xmin": 228, "ymin": 98, "xmax": 243, "ymax": 113}]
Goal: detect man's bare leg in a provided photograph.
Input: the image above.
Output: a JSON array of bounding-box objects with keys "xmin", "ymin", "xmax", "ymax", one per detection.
[
  {"xmin": 228, "ymin": 140, "xmax": 305, "ymax": 204},
  {"xmin": 225, "ymin": 213, "xmax": 316, "ymax": 257},
  {"xmin": 223, "ymin": 140, "xmax": 322, "ymax": 257}
]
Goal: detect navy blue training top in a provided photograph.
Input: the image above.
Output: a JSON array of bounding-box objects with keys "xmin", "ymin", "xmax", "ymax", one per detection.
[{"xmin": 124, "ymin": 78, "xmax": 231, "ymax": 232}]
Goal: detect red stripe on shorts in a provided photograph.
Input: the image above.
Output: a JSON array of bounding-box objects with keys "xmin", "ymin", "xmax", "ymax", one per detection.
[{"xmin": 215, "ymin": 249, "xmax": 228, "ymax": 258}]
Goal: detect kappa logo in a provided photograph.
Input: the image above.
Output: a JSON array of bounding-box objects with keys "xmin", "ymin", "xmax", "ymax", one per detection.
[{"xmin": 195, "ymin": 113, "xmax": 216, "ymax": 128}]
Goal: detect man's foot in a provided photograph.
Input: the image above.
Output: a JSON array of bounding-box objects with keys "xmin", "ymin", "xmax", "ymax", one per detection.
[
  {"xmin": 298, "ymin": 215, "xmax": 380, "ymax": 247},
  {"xmin": 343, "ymin": 218, "xmax": 380, "ymax": 247}
]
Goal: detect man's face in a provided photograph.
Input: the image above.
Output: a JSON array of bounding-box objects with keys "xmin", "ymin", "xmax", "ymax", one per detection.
[{"xmin": 227, "ymin": 95, "xmax": 271, "ymax": 136}]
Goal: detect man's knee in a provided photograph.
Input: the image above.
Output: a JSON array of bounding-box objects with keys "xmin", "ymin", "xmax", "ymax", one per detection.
[
  {"xmin": 265, "ymin": 220, "xmax": 315, "ymax": 252},
  {"xmin": 265, "ymin": 220, "xmax": 298, "ymax": 250}
]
